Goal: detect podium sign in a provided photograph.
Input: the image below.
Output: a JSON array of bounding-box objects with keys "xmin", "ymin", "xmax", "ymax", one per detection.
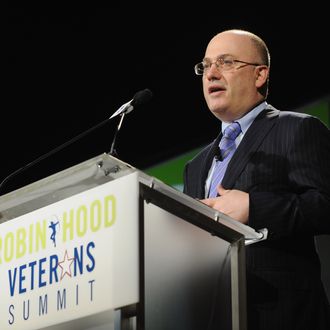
[
  {"xmin": 0, "ymin": 153, "xmax": 265, "ymax": 330},
  {"xmin": 0, "ymin": 173, "xmax": 139, "ymax": 330}
]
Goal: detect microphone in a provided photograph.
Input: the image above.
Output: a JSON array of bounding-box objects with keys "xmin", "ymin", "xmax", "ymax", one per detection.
[
  {"xmin": 109, "ymin": 88, "xmax": 153, "ymax": 155},
  {"xmin": 0, "ymin": 88, "xmax": 153, "ymax": 195},
  {"xmin": 214, "ymin": 147, "xmax": 222, "ymax": 161},
  {"xmin": 110, "ymin": 88, "xmax": 153, "ymax": 119}
]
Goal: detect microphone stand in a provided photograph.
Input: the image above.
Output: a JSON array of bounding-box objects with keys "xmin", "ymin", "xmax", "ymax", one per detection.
[
  {"xmin": 0, "ymin": 117, "xmax": 112, "ymax": 195},
  {"xmin": 109, "ymin": 112, "xmax": 126, "ymax": 156}
]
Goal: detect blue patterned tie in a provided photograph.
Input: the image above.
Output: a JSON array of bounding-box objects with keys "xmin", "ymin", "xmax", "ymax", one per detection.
[{"xmin": 208, "ymin": 122, "xmax": 241, "ymax": 198}]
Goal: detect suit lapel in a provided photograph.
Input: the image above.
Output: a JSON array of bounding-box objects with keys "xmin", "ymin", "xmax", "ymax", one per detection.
[{"xmin": 222, "ymin": 106, "xmax": 279, "ymax": 189}]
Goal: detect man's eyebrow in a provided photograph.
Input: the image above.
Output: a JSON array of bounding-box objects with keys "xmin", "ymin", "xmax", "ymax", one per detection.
[{"xmin": 202, "ymin": 53, "xmax": 232, "ymax": 61}]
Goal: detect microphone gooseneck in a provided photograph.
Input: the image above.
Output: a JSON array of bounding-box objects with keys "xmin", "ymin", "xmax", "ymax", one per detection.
[{"xmin": 0, "ymin": 88, "xmax": 153, "ymax": 195}]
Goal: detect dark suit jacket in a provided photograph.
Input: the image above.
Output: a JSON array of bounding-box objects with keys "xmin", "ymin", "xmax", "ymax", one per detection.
[{"xmin": 183, "ymin": 104, "xmax": 330, "ymax": 330}]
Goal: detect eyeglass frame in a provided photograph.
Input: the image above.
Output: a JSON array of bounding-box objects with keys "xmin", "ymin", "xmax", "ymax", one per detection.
[{"xmin": 194, "ymin": 54, "xmax": 263, "ymax": 76}]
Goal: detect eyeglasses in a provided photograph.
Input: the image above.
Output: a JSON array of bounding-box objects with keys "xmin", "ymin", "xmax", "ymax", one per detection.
[{"xmin": 194, "ymin": 55, "xmax": 262, "ymax": 75}]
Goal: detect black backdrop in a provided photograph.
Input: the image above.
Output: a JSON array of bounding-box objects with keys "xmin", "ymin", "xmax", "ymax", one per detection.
[{"xmin": 5, "ymin": 3, "xmax": 330, "ymax": 194}]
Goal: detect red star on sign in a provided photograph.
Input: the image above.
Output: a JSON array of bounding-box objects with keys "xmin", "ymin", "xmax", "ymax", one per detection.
[{"xmin": 58, "ymin": 250, "xmax": 75, "ymax": 280}]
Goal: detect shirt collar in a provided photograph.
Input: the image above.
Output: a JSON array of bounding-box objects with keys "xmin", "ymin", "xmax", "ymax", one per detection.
[{"xmin": 222, "ymin": 101, "xmax": 267, "ymax": 135}]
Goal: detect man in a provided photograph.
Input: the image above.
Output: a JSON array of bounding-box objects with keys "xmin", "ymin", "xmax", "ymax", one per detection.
[{"xmin": 183, "ymin": 29, "xmax": 330, "ymax": 329}]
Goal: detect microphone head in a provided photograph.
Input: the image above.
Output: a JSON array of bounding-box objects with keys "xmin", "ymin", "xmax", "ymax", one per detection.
[{"xmin": 131, "ymin": 88, "xmax": 153, "ymax": 107}]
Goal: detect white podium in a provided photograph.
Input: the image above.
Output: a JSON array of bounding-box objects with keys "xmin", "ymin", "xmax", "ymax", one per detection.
[{"xmin": 0, "ymin": 153, "xmax": 264, "ymax": 330}]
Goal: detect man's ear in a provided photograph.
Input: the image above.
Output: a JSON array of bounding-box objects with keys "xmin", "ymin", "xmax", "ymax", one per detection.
[{"xmin": 255, "ymin": 65, "xmax": 269, "ymax": 88}]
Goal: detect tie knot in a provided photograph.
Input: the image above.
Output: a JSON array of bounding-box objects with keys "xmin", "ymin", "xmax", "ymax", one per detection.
[{"xmin": 223, "ymin": 122, "xmax": 241, "ymax": 140}]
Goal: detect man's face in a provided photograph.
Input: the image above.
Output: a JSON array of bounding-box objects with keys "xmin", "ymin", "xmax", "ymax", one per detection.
[{"xmin": 202, "ymin": 32, "xmax": 264, "ymax": 122}]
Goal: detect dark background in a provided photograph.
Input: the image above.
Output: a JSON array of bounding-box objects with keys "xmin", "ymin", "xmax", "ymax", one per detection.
[{"xmin": 5, "ymin": 3, "xmax": 330, "ymax": 194}]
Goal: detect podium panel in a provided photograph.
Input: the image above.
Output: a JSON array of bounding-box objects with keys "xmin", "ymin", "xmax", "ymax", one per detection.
[{"xmin": 143, "ymin": 202, "xmax": 233, "ymax": 329}]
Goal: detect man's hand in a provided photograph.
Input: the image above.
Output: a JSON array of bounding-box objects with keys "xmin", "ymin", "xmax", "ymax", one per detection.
[{"xmin": 201, "ymin": 185, "xmax": 249, "ymax": 224}]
